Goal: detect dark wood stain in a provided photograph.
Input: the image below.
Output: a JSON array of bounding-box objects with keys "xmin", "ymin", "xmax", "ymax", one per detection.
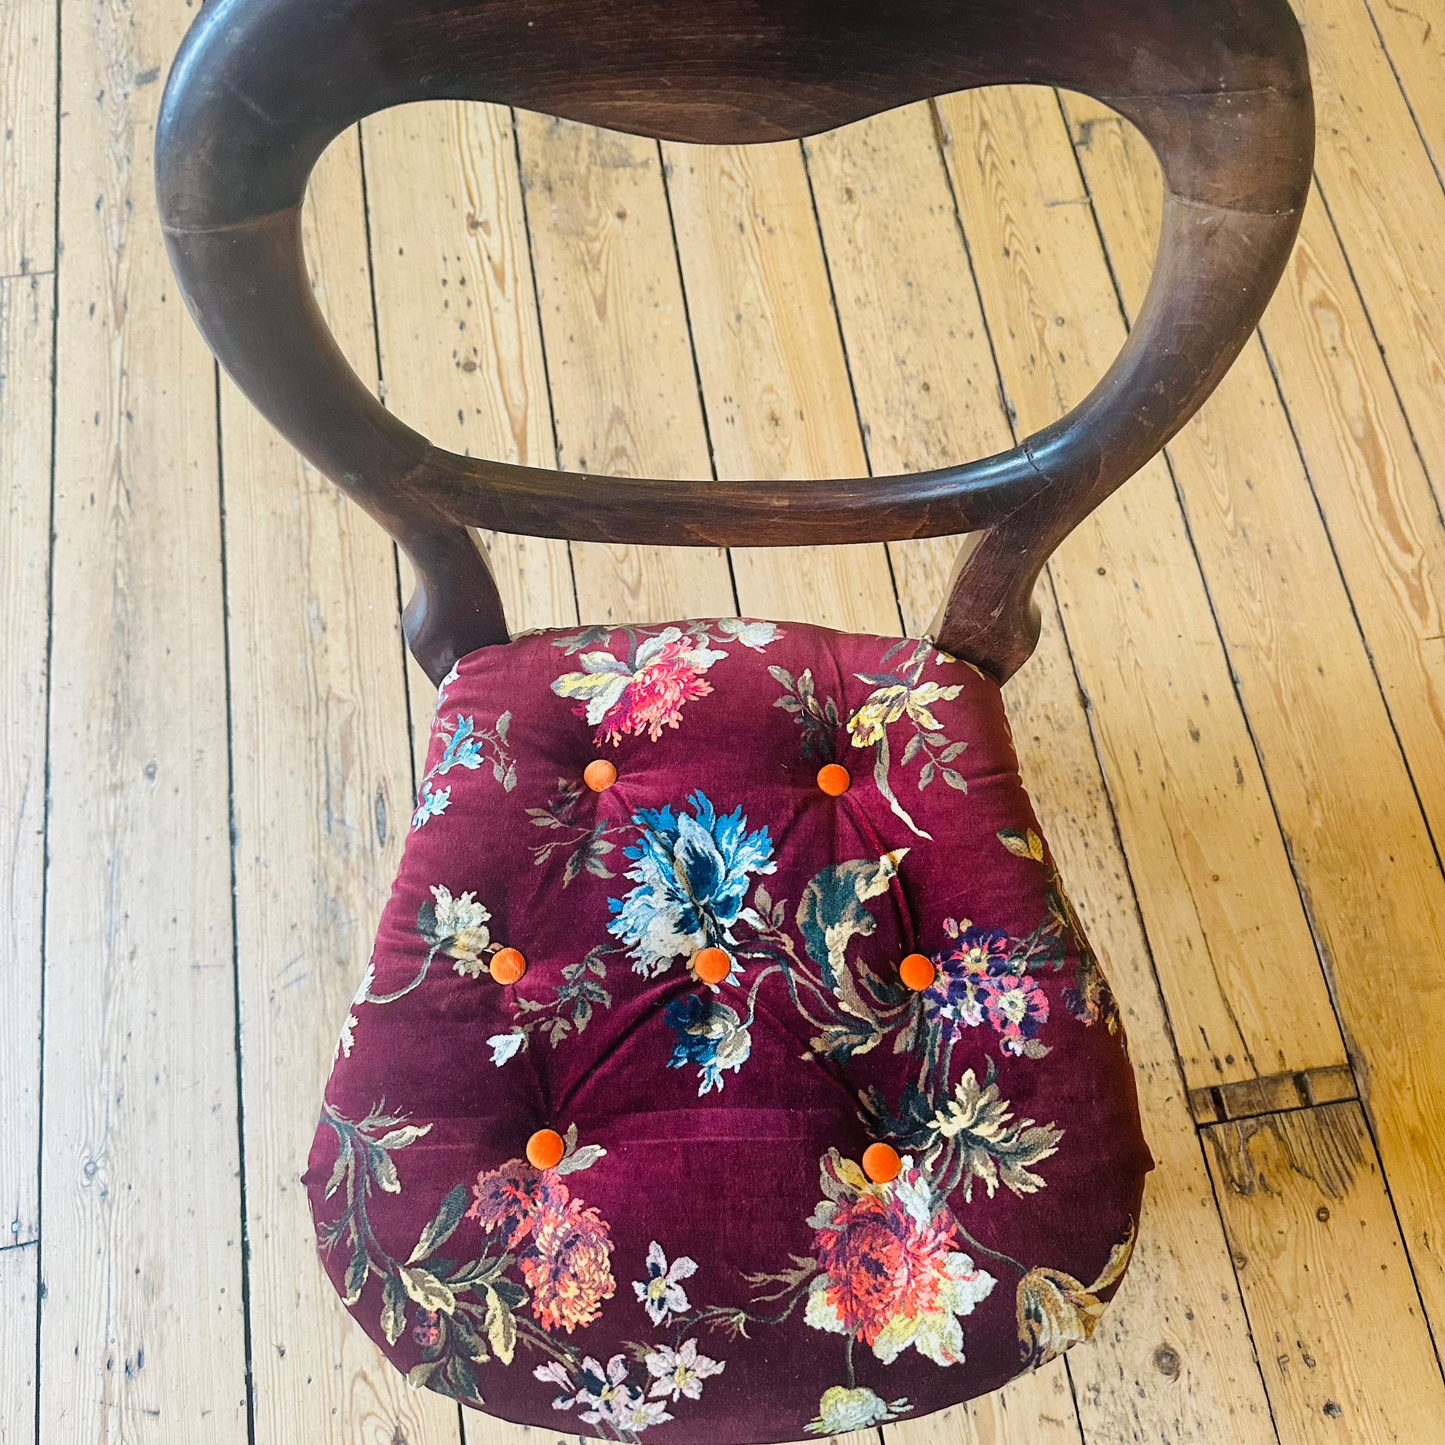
[
  {"xmin": 154, "ymin": 0, "xmax": 1314, "ymax": 684},
  {"xmin": 1206, "ymin": 1101, "xmax": 1367, "ymax": 1203}
]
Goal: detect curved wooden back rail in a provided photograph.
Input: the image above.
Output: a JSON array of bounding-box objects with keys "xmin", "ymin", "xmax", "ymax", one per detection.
[{"xmin": 156, "ymin": 0, "xmax": 1313, "ymax": 685}]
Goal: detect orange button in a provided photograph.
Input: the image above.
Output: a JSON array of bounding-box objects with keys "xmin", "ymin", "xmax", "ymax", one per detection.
[
  {"xmin": 899, "ymin": 953, "xmax": 936, "ymax": 992},
  {"xmin": 817, "ymin": 763, "xmax": 851, "ymax": 796},
  {"xmin": 862, "ymin": 1141, "xmax": 902, "ymax": 1184},
  {"xmin": 526, "ymin": 1128, "xmax": 566, "ymax": 1170},
  {"xmin": 490, "ymin": 947, "xmax": 527, "ymax": 985},
  {"xmin": 584, "ymin": 758, "xmax": 618, "ymax": 792},
  {"xmin": 693, "ymin": 947, "xmax": 732, "ymax": 986}
]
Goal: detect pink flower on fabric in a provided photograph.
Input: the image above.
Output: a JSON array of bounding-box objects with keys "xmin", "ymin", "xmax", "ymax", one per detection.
[
  {"xmin": 467, "ymin": 1161, "xmax": 566, "ymax": 1248},
  {"xmin": 979, "ymin": 974, "xmax": 1050, "ymax": 1056},
  {"xmin": 551, "ymin": 628, "xmax": 727, "ymax": 744}
]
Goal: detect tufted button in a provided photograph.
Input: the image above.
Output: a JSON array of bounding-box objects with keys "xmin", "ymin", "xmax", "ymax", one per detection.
[
  {"xmin": 490, "ymin": 947, "xmax": 527, "ymax": 985},
  {"xmin": 816, "ymin": 763, "xmax": 851, "ymax": 796},
  {"xmin": 899, "ymin": 953, "xmax": 936, "ymax": 992},
  {"xmin": 583, "ymin": 758, "xmax": 618, "ymax": 792},
  {"xmin": 692, "ymin": 947, "xmax": 732, "ymax": 986},
  {"xmin": 861, "ymin": 1141, "xmax": 902, "ymax": 1184},
  {"xmin": 526, "ymin": 1128, "xmax": 566, "ymax": 1170}
]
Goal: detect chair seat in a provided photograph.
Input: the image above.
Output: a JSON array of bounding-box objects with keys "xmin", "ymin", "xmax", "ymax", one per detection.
[{"xmin": 305, "ymin": 618, "xmax": 1152, "ymax": 1443}]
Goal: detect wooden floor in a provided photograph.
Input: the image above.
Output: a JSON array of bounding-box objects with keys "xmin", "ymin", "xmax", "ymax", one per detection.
[{"xmin": 5, "ymin": 0, "xmax": 1445, "ymax": 1439}]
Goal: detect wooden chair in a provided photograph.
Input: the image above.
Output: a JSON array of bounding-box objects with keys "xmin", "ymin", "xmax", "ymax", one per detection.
[
  {"xmin": 155, "ymin": 0, "xmax": 1313, "ymax": 686},
  {"xmin": 155, "ymin": 3, "xmax": 1314, "ymax": 1432}
]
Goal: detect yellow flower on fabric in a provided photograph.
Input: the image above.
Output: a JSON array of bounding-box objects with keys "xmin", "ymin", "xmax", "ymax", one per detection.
[
  {"xmin": 806, "ymin": 1385, "xmax": 910, "ymax": 1434},
  {"xmin": 846, "ymin": 680, "xmax": 962, "ymax": 747}
]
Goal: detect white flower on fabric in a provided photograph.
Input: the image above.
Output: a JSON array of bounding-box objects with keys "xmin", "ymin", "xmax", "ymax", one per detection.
[
  {"xmin": 333, "ymin": 1013, "xmax": 358, "ymax": 1065},
  {"xmin": 332, "ymin": 956, "xmax": 377, "ymax": 1063},
  {"xmin": 715, "ymin": 617, "xmax": 782, "ymax": 651},
  {"xmin": 420, "ymin": 885, "xmax": 492, "ymax": 976},
  {"xmin": 644, "ymin": 1338, "xmax": 724, "ymax": 1401},
  {"xmin": 350, "ymin": 959, "xmax": 376, "ymax": 1010},
  {"xmin": 487, "ymin": 1031, "xmax": 525, "ymax": 1066},
  {"xmin": 539, "ymin": 1355, "xmax": 674, "ymax": 1432},
  {"xmin": 633, "ymin": 1240, "xmax": 699, "ymax": 1324},
  {"xmin": 434, "ymin": 660, "xmax": 460, "ymax": 711}
]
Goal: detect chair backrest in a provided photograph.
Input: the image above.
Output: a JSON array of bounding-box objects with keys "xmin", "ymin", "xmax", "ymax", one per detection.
[{"xmin": 156, "ymin": 0, "xmax": 1313, "ymax": 685}]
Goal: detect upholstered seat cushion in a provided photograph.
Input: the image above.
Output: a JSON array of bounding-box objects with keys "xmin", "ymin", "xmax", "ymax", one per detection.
[{"xmin": 305, "ymin": 618, "xmax": 1152, "ymax": 1443}]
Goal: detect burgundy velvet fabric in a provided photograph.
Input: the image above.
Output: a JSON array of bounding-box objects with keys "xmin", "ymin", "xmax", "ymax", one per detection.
[{"xmin": 305, "ymin": 619, "xmax": 1152, "ymax": 1443}]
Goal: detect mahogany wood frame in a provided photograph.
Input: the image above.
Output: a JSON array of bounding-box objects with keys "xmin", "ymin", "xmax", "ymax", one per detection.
[{"xmin": 156, "ymin": 0, "xmax": 1313, "ymax": 685}]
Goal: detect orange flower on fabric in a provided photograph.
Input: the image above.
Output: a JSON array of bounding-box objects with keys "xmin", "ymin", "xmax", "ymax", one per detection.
[
  {"xmin": 522, "ymin": 1197, "xmax": 617, "ymax": 1333},
  {"xmin": 467, "ymin": 1131, "xmax": 614, "ymax": 1333},
  {"xmin": 805, "ymin": 1149, "xmax": 994, "ymax": 1366}
]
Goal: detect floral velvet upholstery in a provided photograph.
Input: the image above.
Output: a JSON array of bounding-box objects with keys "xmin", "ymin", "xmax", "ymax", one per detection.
[{"xmin": 305, "ymin": 619, "xmax": 1152, "ymax": 1443}]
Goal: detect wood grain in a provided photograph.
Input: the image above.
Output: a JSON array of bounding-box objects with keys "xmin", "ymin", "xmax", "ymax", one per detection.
[
  {"xmin": 40, "ymin": 0, "xmax": 245, "ymax": 1430},
  {"xmin": 802, "ymin": 104, "xmax": 1007, "ymax": 640},
  {"xmin": 362, "ymin": 101, "xmax": 575, "ymax": 638},
  {"xmin": 662, "ymin": 137, "xmax": 898, "ymax": 633},
  {"xmin": 1205, "ymin": 1103, "xmax": 1445, "ymax": 1440},
  {"xmin": 1292, "ymin": 0, "xmax": 1445, "ymax": 525},
  {"xmin": 223, "ymin": 131, "xmax": 462, "ymax": 1445},
  {"xmin": 0, "ymin": 272, "xmax": 49, "ymax": 1251},
  {"xmin": 0, "ymin": 0, "xmax": 54, "ymax": 276},
  {"xmin": 0, "ymin": 1244, "xmax": 37, "ymax": 1443},
  {"xmin": 1, "ymin": 7, "xmax": 53, "ymax": 1436},
  {"xmin": 0, "ymin": 0, "xmax": 54, "ymax": 1279},
  {"xmin": 513, "ymin": 113, "xmax": 734, "ymax": 627},
  {"xmin": 1064, "ymin": 85, "xmax": 1445, "ymax": 1353},
  {"xmin": 888, "ymin": 1362, "xmax": 1081, "ymax": 1444},
  {"xmin": 933, "ymin": 85, "xmax": 1345, "ymax": 1088},
  {"xmin": 362, "ymin": 99, "xmax": 577, "ymax": 754},
  {"xmin": 806, "ymin": 102, "xmax": 1276, "ymax": 1445},
  {"xmin": 1260, "ymin": 190, "xmax": 1445, "ymax": 870},
  {"xmin": 1365, "ymin": 0, "xmax": 1445, "ymax": 179}
]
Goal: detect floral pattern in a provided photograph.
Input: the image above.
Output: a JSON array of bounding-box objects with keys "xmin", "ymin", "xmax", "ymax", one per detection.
[
  {"xmin": 314, "ymin": 1110, "xmax": 626, "ymax": 1409},
  {"xmin": 413, "ymin": 705, "xmax": 515, "ymax": 830},
  {"xmin": 644, "ymin": 1338, "xmax": 725, "ymax": 1402},
  {"xmin": 804, "ymin": 1150, "xmax": 996, "ymax": 1366},
  {"xmin": 663, "ymin": 993, "xmax": 752, "ymax": 1094},
  {"xmin": 848, "ymin": 638, "xmax": 972, "ymax": 839},
  {"xmin": 609, "ymin": 790, "xmax": 776, "ymax": 977},
  {"xmin": 1016, "ymin": 1224, "xmax": 1137, "ymax": 1367},
  {"xmin": 526, "ymin": 1242, "xmax": 728, "ymax": 1436},
  {"xmin": 552, "ymin": 620, "xmax": 783, "ymax": 746},
  {"xmin": 537, "ymin": 1354, "xmax": 675, "ymax": 1432},
  {"xmin": 807, "ymin": 1385, "xmax": 911, "ymax": 1434},
  {"xmin": 309, "ymin": 620, "xmax": 1148, "ymax": 1437},
  {"xmin": 634, "ymin": 1242, "xmax": 698, "ymax": 1325}
]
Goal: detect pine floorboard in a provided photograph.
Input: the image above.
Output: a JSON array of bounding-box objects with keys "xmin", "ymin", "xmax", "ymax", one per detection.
[{"xmin": 8, "ymin": 0, "xmax": 1445, "ymax": 1437}]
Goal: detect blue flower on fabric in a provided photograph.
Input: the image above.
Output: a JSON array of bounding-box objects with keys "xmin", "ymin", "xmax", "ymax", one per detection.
[
  {"xmin": 608, "ymin": 791, "xmax": 776, "ymax": 977},
  {"xmin": 663, "ymin": 993, "xmax": 752, "ymax": 1095}
]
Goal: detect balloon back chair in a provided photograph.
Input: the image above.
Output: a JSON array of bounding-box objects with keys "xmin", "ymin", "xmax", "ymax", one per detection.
[{"xmin": 157, "ymin": 2, "xmax": 1311, "ymax": 1438}]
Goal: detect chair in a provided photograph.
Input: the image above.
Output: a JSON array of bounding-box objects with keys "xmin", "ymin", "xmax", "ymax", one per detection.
[{"xmin": 157, "ymin": 1, "xmax": 1312, "ymax": 1438}]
